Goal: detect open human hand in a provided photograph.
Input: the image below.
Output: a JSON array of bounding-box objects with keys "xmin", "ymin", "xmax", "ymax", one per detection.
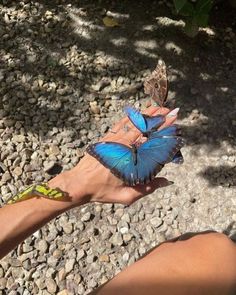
[{"xmin": 49, "ymin": 106, "xmax": 179, "ymax": 207}]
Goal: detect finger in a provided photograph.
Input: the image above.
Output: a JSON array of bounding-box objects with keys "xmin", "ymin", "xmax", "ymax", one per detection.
[
  {"xmin": 160, "ymin": 108, "xmax": 180, "ymax": 128},
  {"xmin": 117, "ymin": 106, "xmax": 171, "ymax": 143}
]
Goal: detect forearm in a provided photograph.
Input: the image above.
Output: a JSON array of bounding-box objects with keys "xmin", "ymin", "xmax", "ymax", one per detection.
[{"xmin": 0, "ymin": 170, "xmax": 86, "ymax": 259}]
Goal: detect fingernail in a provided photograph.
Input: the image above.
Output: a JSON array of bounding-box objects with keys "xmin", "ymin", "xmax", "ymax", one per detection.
[{"xmin": 167, "ymin": 108, "xmax": 180, "ymax": 117}]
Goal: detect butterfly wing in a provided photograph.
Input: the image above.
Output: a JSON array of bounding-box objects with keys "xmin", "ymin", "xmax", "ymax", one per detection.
[
  {"xmin": 139, "ymin": 135, "xmax": 184, "ymax": 166},
  {"xmin": 149, "ymin": 125, "xmax": 184, "ymax": 164},
  {"xmin": 144, "ymin": 60, "xmax": 168, "ymax": 107},
  {"xmin": 143, "ymin": 114, "xmax": 165, "ymax": 133},
  {"xmin": 87, "ymin": 142, "xmax": 139, "ymax": 186},
  {"xmin": 125, "ymin": 106, "xmax": 165, "ymax": 134},
  {"xmin": 149, "ymin": 125, "xmax": 181, "ymax": 139},
  {"xmin": 130, "ymin": 135, "xmax": 183, "ymax": 184},
  {"xmin": 172, "ymin": 150, "xmax": 184, "ymax": 164},
  {"xmin": 124, "ymin": 106, "xmax": 147, "ymax": 133}
]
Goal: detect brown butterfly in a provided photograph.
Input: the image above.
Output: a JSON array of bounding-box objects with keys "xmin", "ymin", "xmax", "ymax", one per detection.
[{"xmin": 144, "ymin": 60, "xmax": 168, "ymax": 107}]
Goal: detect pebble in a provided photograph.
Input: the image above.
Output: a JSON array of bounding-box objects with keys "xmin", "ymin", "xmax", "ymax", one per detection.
[
  {"xmin": 77, "ymin": 249, "xmax": 86, "ymax": 260},
  {"xmin": 0, "ymin": 278, "xmax": 7, "ymax": 290},
  {"xmin": 99, "ymin": 254, "xmax": 110, "ymax": 263},
  {"xmin": 65, "ymin": 259, "xmax": 75, "ymax": 274},
  {"xmin": 81, "ymin": 212, "xmax": 92, "ymax": 222},
  {"xmin": 43, "ymin": 161, "xmax": 56, "ymax": 173},
  {"xmin": 89, "ymin": 101, "xmax": 100, "ymax": 114},
  {"xmin": 13, "ymin": 166, "xmax": 23, "ymax": 177},
  {"xmin": 37, "ymin": 240, "xmax": 48, "ymax": 254},
  {"xmin": 150, "ymin": 217, "xmax": 163, "ymax": 228},
  {"xmin": 1, "ymin": 171, "xmax": 11, "ymax": 183},
  {"xmin": 45, "ymin": 278, "xmax": 57, "ymax": 294}
]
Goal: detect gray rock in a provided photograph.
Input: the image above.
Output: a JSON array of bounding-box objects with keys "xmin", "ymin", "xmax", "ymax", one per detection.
[
  {"xmin": 110, "ymin": 233, "xmax": 123, "ymax": 246},
  {"xmin": 37, "ymin": 240, "xmax": 48, "ymax": 254},
  {"xmin": 1, "ymin": 171, "xmax": 11, "ymax": 183},
  {"xmin": 81, "ymin": 212, "xmax": 92, "ymax": 222},
  {"xmin": 65, "ymin": 259, "xmax": 75, "ymax": 274},
  {"xmin": 0, "ymin": 278, "xmax": 7, "ymax": 290},
  {"xmin": 122, "ymin": 252, "xmax": 130, "ymax": 262},
  {"xmin": 150, "ymin": 217, "xmax": 163, "ymax": 228},
  {"xmin": 77, "ymin": 249, "xmax": 86, "ymax": 260},
  {"xmin": 45, "ymin": 277, "xmax": 57, "ymax": 293}
]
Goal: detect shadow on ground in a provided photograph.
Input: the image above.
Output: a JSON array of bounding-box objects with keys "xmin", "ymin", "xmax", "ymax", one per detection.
[{"xmin": 0, "ymin": 0, "xmax": 235, "ymax": 147}]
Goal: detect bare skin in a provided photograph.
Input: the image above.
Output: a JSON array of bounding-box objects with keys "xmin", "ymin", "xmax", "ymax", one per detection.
[
  {"xmin": 1, "ymin": 106, "xmax": 235, "ymax": 294},
  {"xmin": 91, "ymin": 232, "xmax": 236, "ymax": 295},
  {"xmin": 0, "ymin": 106, "xmax": 173, "ymax": 259}
]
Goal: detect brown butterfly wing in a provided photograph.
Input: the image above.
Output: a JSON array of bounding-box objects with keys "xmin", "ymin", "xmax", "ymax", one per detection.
[{"xmin": 144, "ymin": 60, "xmax": 168, "ymax": 107}]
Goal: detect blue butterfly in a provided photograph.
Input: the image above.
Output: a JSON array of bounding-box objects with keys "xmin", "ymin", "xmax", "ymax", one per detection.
[
  {"xmin": 87, "ymin": 125, "xmax": 184, "ymax": 186},
  {"xmin": 124, "ymin": 106, "xmax": 165, "ymax": 136},
  {"xmin": 125, "ymin": 106, "xmax": 184, "ymax": 164}
]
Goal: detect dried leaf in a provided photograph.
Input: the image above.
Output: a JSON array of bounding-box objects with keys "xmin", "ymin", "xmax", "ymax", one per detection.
[{"xmin": 103, "ymin": 16, "xmax": 119, "ymax": 27}]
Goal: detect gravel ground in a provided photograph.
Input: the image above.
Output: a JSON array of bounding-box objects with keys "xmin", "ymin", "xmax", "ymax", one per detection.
[{"xmin": 0, "ymin": 1, "xmax": 235, "ymax": 294}]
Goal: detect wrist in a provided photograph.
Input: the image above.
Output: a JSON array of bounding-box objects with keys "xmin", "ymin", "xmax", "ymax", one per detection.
[{"xmin": 48, "ymin": 169, "xmax": 89, "ymax": 209}]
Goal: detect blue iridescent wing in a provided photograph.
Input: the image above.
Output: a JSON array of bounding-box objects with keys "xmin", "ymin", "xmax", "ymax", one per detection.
[
  {"xmin": 139, "ymin": 136, "xmax": 184, "ymax": 166},
  {"xmin": 149, "ymin": 125, "xmax": 184, "ymax": 164},
  {"xmin": 87, "ymin": 142, "xmax": 138, "ymax": 185},
  {"xmin": 124, "ymin": 106, "xmax": 165, "ymax": 134},
  {"xmin": 149, "ymin": 124, "xmax": 181, "ymax": 138},
  {"xmin": 87, "ymin": 135, "xmax": 184, "ymax": 186}
]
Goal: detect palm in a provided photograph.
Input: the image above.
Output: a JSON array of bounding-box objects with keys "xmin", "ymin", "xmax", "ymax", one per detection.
[{"xmin": 72, "ymin": 106, "xmax": 176, "ymax": 205}]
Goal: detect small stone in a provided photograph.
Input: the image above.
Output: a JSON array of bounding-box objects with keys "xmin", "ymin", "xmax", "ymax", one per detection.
[
  {"xmin": 37, "ymin": 240, "xmax": 48, "ymax": 254},
  {"xmin": 57, "ymin": 290, "xmax": 68, "ymax": 295},
  {"xmin": 86, "ymin": 254, "xmax": 96, "ymax": 263},
  {"xmin": 77, "ymin": 249, "xmax": 86, "ymax": 260},
  {"xmin": 58, "ymin": 268, "xmax": 66, "ymax": 281},
  {"xmin": 0, "ymin": 278, "xmax": 7, "ymax": 290},
  {"xmin": 35, "ymin": 278, "xmax": 46, "ymax": 289},
  {"xmin": 122, "ymin": 252, "xmax": 130, "ymax": 262},
  {"xmin": 0, "ymin": 267, "xmax": 4, "ymax": 277},
  {"xmin": 48, "ymin": 145, "xmax": 60, "ymax": 156},
  {"xmin": 65, "ymin": 259, "xmax": 75, "ymax": 274},
  {"xmin": 62, "ymin": 222, "xmax": 73, "ymax": 234},
  {"xmin": 22, "ymin": 243, "xmax": 33, "ymax": 253},
  {"xmin": 110, "ymin": 233, "xmax": 123, "ymax": 246},
  {"xmin": 46, "ymin": 278, "xmax": 57, "ymax": 294},
  {"xmin": 1, "ymin": 171, "xmax": 11, "ymax": 183},
  {"xmin": 150, "ymin": 217, "xmax": 163, "ymax": 228},
  {"xmin": 81, "ymin": 212, "xmax": 91, "ymax": 222},
  {"xmin": 99, "ymin": 254, "xmax": 110, "ymax": 262},
  {"xmin": 74, "ymin": 274, "xmax": 82, "ymax": 284},
  {"xmin": 89, "ymin": 101, "xmax": 100, "ymax": 114},
  {"xmin": 53, "ymin": 249, "xmax": 62, "ymax": 259},
  {"xmin": 13, "ymin": 166, "xmax": 23, "ymax": 177},
  {"xmin": 123, "ymin": 233, "xmax": 133, "ymax": 243},
  {"xmin": 43, "ymin": 161, "xmax": 56, "ymax": 172},
  {"xmin": 119, "ymin": 226, "xmax": 128, "ymax": 234}
]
